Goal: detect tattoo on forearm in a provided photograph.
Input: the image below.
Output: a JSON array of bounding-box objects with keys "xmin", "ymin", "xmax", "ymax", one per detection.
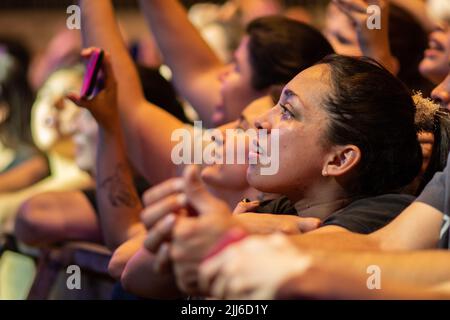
[{"xmin": 100, "ymin": 163, "xmax": 140, "ymax": 208}]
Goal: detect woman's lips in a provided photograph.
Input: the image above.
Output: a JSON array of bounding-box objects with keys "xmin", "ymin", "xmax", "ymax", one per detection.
[
  {"xmin": 212, "ymin": 105, "xmax": 225, "ymax": 125},
  {"xmin": 425, "ymin": 37, "xmax": 446, "ymax": 58},
  {"xmin": 248, "ymin": 150, "xmax": 259, "ymax": 164},
  {"xmin": 249, "ymin": 139, "xmax": 265, "ymax": 164},
  {"xmin": 251, "ymin": 139, "xmax": 264, "ymax": 154}
]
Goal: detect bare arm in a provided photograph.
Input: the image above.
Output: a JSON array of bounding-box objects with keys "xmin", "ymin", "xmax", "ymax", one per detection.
[
  {"xmin": 138, "ymin": 0, "xmax": 224, "ymax": 126},
  {"xmin": 79, "ymin": 0, "xmax": 183, "ymax": 184},
  {"xmin": 306, "ymin": 249, "xmax": 450, "ymax": 289},
  {"xmin": 108, "ymin": 234, "xmax": 147, "ymax": 279},
  {"xmin": 68, "ymin": 52, "xmax": 147, "ymax": 250},
  {"xmin": 95, "ymin": 129, "xmax": 146, "ymax": 250},
  {"xmin": 276, "ymin": 259, "xmax": 450, "ymax": 299},
  {"xmin": 0, "ymin": 155, "xmax": 49, "ymax": 193},
  {"xmin": 289, "ymin": 201, "xmax": 444, "ymax": 252},
  {"xmin": 119, "ymin": 238, "xmax": 183, "ymax": 299}
]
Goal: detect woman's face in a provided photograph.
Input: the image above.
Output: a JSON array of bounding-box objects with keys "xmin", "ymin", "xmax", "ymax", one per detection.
[
  {"xmin": 213, "ymin": 36, "xmax": 262, "ymax": 126},
  {"xmin": 419, "ymin": 23, "xmax": 450, "ymax": 84},
  {"xmin": 247, "ymin": 64, "xmax": 332, "ymax": 200},
  {"xmin": 324, "ymin": 3, "xmax": 362, "ymax": 57},
  {"xmin": 31, "ymin": 69, "xmax": 82, "ymax": 152},
  {"xmin": 201, "ymin": 96, "xmax": 273, "ymax": 190}
]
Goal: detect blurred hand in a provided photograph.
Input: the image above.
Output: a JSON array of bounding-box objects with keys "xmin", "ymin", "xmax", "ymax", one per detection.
[
  {"xmin": 199, "ymin": 234, "xmax": 312, "ymax": 299},
  {"xmin": 333, "ymin": 0, "xmax": 399, "ymax": 74},
  {"xmin": 140, "ymin": 165, "xmax": 236, "ymax": 294},
  {"xmin": 66, "ymin": 47, "xmax": 120, "ymax": 133},
  {"xmin": 170, "ymin": 165, "xmax": 236, "ymax": 295}
]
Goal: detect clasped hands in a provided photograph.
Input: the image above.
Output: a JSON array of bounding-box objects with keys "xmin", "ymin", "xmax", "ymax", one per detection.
[{"xmin": 139, "ymin": 165, "xmax": 320, "ymax": 296}]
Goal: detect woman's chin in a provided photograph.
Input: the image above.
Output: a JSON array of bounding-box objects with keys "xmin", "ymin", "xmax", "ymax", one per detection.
[{"xmin": 247, "ymin": 166, "xmax": 282, "ymax": 194}]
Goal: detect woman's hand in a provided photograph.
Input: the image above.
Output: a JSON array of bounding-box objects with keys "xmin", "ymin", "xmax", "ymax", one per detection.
[
  {"xmin": 235, "ymin": 213, "xmax": 321, "ymax": 235},
  {"xmin": 333, "ymin": 0, "xmax": 399, "ymax": 74},
  {"xmin": 66, "ymin": 48, "xmax": 120, "ymax": 133},
  {"xmin": 199, "ymin": 234, "xmax": 313, "ymax": 299}
]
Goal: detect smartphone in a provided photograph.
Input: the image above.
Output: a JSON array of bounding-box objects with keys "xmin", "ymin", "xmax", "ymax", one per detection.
[{"xmin": 80, "ymin": 48, "xmax": 104, "ymax": 99}]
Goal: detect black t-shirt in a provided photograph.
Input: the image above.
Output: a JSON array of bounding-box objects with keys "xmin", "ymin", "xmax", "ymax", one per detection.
[{"xmin": 255, "ymin": 194, "xmax": 414, "ymax": 234}]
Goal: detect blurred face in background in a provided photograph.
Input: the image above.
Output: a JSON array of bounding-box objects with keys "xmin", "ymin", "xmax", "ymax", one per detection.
[
  {"xmin": 31, "ymin": 68, "xmax": 82, "ymax": 153},
  {"xmin": 323, "ymin": 3, "xmax": 362, "ymax": 57},
  {"xmin": 419, "ymin": 23, "xmax": 450, "ymax": 84},
  {"xmin": 214, "ymin": 36, "xmax": 263, "ymax": 126},
  {"xmin": 73, "ymin": 109, "xmax": 98, "ymax": 174},
  {"xmin": 201, "ymin": 96, "xmax": 273, "ymax": 192}
]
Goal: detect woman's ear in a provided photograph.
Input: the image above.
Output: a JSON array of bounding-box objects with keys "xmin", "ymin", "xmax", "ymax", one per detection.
[{"xmin": 322, "ymin": 145, "xmax": 361, "ymax": 177}]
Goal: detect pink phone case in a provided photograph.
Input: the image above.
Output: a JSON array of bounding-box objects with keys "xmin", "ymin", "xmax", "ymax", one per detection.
[{"xmin": 80, "ymin": 48, "xmax": 104, "ymax": 98}]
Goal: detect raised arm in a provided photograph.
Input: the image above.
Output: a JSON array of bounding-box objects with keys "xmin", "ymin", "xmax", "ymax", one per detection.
[
  {"xmin": 333, "ymin": 0, "xmax": 398, "ymax": 75},
  {"xmin": 67, "ymin": 53, "xmax": 145, "ymax": 250},
  {"xmin": 138, "ymin": 0, "xmax": 225, "ymax": 126},
  {"xmin": 79, "ymin": 0, "xmax": 183, "ymax": 184}
]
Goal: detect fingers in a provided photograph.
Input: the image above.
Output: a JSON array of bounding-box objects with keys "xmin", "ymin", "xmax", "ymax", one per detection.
[
  {"xmin": 142, "ymin": 178, "xmax": 184, "ymax": 207},
  {"xmin": 199, "ymin": 249, "xmax": 228, "ymax": 293},
  {"xmin": 143, "ymin": 213, "xmax": 176, "ymax": 253},
  {"xmin": 333, "ymin": 0, "xmax": 367, "ymax": 26},
  {"xmin": 170, "ymin": 217, "xmax": 201, "ymax": 260},
  {"xmin": 66, "ymin": 92, "xmax": 91, "ymax": 110},
  {"xmin": 80, "ymin": 47, "xmax": 116, "ymax": 90},
  {"xmin": 183, "ymin": 165, "xmax": 208, "ymax": 200},
  {"xmin": 142, "ymin": 192, "xmax": 185, "ymax": 228},
  {"xmin": 153, "ymin": 242, "xmax": 172, "ymax": 273},
  {"xmin": 101, "ymin": 52, "xmax": 117, "ymax": 89},
  {"xmin": 233, "ymin": 200, "xmax": 260, "ymax": 214},
  {"xmin": 81, "ymin": 47, "xmax": 98, "ymax": 57},
  {"xmin": 66, "ymin": 93, "xmax": 82, "ymax": 106},
  {"xmin": 182, "ymin": 165, "xmax": 230, "ymax": 217},
  {"xmin": 335, "ymin": 0, "xmax": 367, "ymax": 13},
  {"xmin": 173, "ymin": 262, "xmax": 201, "ymax": 295},
  {"xmin": 297, "ymin": 217, "xmax": 322, "ymax": 233}
]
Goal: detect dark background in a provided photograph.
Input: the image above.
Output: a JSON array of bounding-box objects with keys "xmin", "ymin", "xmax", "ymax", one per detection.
[{"xmin": 0, "ymin": 0, "xmax": 319, "ymax": 10}]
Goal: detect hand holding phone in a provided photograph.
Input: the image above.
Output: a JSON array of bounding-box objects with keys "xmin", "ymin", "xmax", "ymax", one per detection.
[{"xmin": 80, "ymin": 48, "xmax": 104, "ymax": 99}]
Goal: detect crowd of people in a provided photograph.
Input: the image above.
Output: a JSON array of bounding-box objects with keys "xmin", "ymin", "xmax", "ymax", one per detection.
[{"xmin": 1, "ymin": 0, "xmax": 450, "ymax": 300}]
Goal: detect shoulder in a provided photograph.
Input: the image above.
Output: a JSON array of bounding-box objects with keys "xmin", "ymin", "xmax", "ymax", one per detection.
[{"xmin": 322, "ymin": 193, "xmax": 415, "ymax": 234}]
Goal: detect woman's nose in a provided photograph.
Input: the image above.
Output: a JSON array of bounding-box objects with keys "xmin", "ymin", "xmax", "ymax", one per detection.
[
  {"xmin": 432, "ymin": 79, "xmax": 450, "ymax": 110},
  {"xmin": 218, "ymin": 64, "xmax": 234, "ymax": 82},
  {"xmin": 254, "ymin": 113, "xmax": 272, "ymax": 133}
]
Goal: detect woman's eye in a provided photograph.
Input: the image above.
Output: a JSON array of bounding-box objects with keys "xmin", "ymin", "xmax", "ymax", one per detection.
[
  {"xmin": 280, "ymin": 104, "xmax": 294, "ymax": 120},
  {"xmin": 336, "ymin": 34, "xmax": 351, "ymax": 45}
]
